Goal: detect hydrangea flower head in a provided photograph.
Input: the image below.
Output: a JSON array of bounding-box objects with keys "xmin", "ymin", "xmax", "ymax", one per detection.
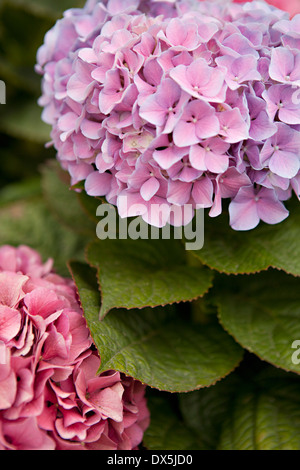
[
  {"xmin": 37, "ymin": 0, "xmax": 300, "ymax": 231},
  {"xmin": 0, "ymin": 245, "xmax": 149, "ymax": 450}
]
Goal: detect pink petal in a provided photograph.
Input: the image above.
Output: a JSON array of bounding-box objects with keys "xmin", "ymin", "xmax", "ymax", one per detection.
[
  {"xmin": 142, "ymin": 197, "xmax": 171, "ymax": 228},
  {"xmin": 117, "ymin": 192, "xmax": 147, "ymax": 218},
  {"xmin": 173, "ymin": 120, "xmax": 199, "ymax": 147},
  {"xmin": 269, "ymin": 150, "xmax": 300, "ymax": 178},
  {"xmin": 206, "ymin": 151, "xmax": 229, "ymax": 173},
  {"xmin": 229, "ymin": 186, "xmax": 260, "ymax": 231},
  {"xmin": 90, "ymin": 382, "xmax": 124, "ymax": 422},
  {"xmin": 0, "ymin": 306, "xmax": 21, "ymax": 342},
  {"xmin": 1, "ymin": 418, "xmax": 56, "ymax": 450},
  {"xmin": 269, "ymin": 47, "xmax": 295, "ymax": 84},
  {"xmin": 189, "ymin": 145, "xmax": 207, "ymax": 171},
  {"xmin": 24, "ymin": 288, "xmax": 64, "ymax": 320},
  {"xmin": 85, "ymin": 171, "xmax": 112, "ymax": 197},
  {"xmin": 167, "ymin": 180, "xmax": 191, "ymax": 205},
  {"xmin": 192, "ymin": 177, "xmax": 213, "ymax": 208},
  {"xmin": 153, "ymin": 146, "xmax": 187, "ymax": 170},
  {"xmin": 218, "ymin": 108, "xmax": 249, "ymax": 143},
  {"xmin": 0, "ymin": 272, "xmax": 28, "ymax": 308},
  {"xmin": 80, "ymin": 119, "xmax": 103, "ymax": 139},
  {"xmin": 0, "ymin": 369, "xmax": 17, "ymax": 410},
  {"xmin": 169, "ymin": 204, "xmax": 194, "ymax": 227},
  {"xmin": 257, "ymin": 189, "xmax": 289, "ymax": 225},
  {"xmin": 140, "ymin": 177, "xmax": 160, "ymax": 201}
]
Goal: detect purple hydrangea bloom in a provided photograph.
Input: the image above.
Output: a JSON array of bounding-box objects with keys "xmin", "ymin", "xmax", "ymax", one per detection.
[{"xmin": 36, "ymin": 0, "xmax": 300, "ymax": 231}]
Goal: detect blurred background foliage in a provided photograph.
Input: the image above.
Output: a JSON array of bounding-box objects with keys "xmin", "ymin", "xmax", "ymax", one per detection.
[
  {"xmin": 0, "ymin": 0, "xmax": 88, "ymax": 274},
  {"xmin": 0, "ymin": 0, "xmax": 85, "ymax": 188},
  {"xmin": 2, "ymin": 1, "xmax": 300, "ymax": 451}
]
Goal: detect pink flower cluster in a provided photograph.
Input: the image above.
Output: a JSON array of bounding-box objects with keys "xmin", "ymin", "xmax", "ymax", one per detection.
[
  {"xmin": 36, "ymin": 0, "xmax": 300, "ymax": 230},
  {"xmin": 0, "ymin": 245, "xmax": 149, "ymax": 450},
  {"xmin": 235, "ymin": 0, "xmax": 300, "ymax": 18}
]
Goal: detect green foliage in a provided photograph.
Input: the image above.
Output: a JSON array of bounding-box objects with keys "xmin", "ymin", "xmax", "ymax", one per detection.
[
  {"xmin": 145, "ymin": 362, "xmax": 300, "ymax": 450},
  {"xmin": 189, "ymin": 198, "xmax": 300, "ymax": 276},
  {"xmin": 0, "ymin": 177, "xmax": 88, "ymax": 276},
  {"xmin": 69, "ymin": 261, "xmax": 243, "ymax": 392},
  {"xmin": 86, "ymin": 238, "xmax": 214, "ymax": 318},
  {"xmin": 1, "ymin": 0, "xmax": 300, "ymax": 451},
  {"xmin": 143, "ymin": 394, "xmax": 203, "ymax": 450},
  {"xmin": 218, "ymin": 372, "xmax": 300, "ymax": 450},
  {"xmin": 0, "ymin": 0, "xmax": 85, "ymax": 188},
  {"xmin": 217, "ymin": 270, "xmax": 300, "ymax": 374}
]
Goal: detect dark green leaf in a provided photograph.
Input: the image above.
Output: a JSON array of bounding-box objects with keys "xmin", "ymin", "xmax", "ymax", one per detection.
[
  {"xmin": 217, "ymin": 270, "xmax": 300, "ymax": 374},
  {"xmin": 219, "ymin": 382, "xmax": 300, "ymax": 450},
  {"xmin": 143, "ymin": 395, "xmax": 202, "ymax": 450},
  {"xmin": 179, "ymin": 373, "xmax": 241, "ymax": 450},
  {"xmin": 189, "ymin": 198, "xmax": 300, "ymax": 276},
  {"xmin": 180, "ymin": 362, "xmax": 300, "ymax": 450}
]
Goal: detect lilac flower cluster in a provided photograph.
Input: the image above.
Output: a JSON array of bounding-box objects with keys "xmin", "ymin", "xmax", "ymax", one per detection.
[{"xmin": 36, "ymin": 0, "xmax": 300, "ymax": 230}]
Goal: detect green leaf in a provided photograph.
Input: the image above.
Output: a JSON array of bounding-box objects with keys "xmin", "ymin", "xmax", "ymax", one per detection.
[
  {"xmin": 0, "ymin": 101, "xmax": 51, "ymax": 144},
  {"xmin": 0, "ymin": 177, "xmax": 41, "ymax": 206},
  {"xmin": 219, "ymin": 380, "xmax": 300, "ymax": 450},
  {"xmin": 189, "ymin": 198, "xmax": 300, "ymax": 276},
  {"xmin": 2, "ymin": 0, "xmax": 85, "ymax": 19},
  {"xmin": 143, "ymin": 395, "xmax": 202, "ymax": 450},
  {"xmin": 179, "ymin": 364, "xmax": 300, "ymax": 450},
  {"xmin": 86, "ymin": 238, "xmax": 214, "ymax": 318},
  {"xmin": 0, "ymin": 180, "xmax": 88, "ymax": 276},
  {"xmin": 68, "ymin": 261, "xmax": 243, "ymax": 392},
  {"xmin": 217, "ymin": 269, "xmax": 300, "ymax": 374},
  {"xmin": 41, "ymin": 160, "xmax": 97, "ymax": 236},
  {"xmin": 179, "ymin": 373, "xmax": 241, "ymax": 450}
]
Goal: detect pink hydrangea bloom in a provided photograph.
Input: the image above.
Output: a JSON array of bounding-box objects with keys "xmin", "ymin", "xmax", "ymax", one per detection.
[
  {"xmin": 37, "ymin": 0, "xmax": 300, "ymax": 231},
  {"xmin": 0, "ymin": 245, "xmax": 150, "ymax": 450},
  {"xmin": 233, "ymin": 0, "xmax": 300, "ymax": 17}
]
